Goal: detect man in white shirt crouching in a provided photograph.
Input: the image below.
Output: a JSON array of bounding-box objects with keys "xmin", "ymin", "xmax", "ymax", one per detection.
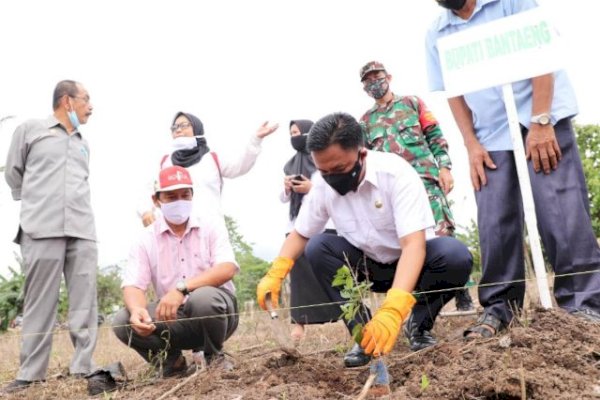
[{"xmin": 257, "ymin": 112, "xmax": 472, "ymax": 367}]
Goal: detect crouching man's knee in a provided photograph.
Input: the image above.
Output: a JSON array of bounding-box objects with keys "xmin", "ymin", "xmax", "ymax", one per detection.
[{"xmin": 111, "ymin": 308, "xmax": 132, "ymax": 345}]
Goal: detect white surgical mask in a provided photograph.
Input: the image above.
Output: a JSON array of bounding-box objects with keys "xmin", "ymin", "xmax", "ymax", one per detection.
[
  {"xmin": 171, "ymin": 136, "xmax": 201, "ymax": 152},
  {"xmin": 160, "ymin": 200, "xmax": 193, "ymax": 225}
]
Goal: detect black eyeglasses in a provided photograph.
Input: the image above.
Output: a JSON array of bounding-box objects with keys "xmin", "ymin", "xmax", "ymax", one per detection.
[
  {"xmin": 170, "ymin": 122, "xmax": 193, "ymax": 132},
  {"xmin": 70, "ymin": 96, "xmax": 90, "ymax": 104}
]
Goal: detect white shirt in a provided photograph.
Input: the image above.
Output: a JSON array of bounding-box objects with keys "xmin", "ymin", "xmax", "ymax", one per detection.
[
  {"xmin": 137, "ymin": 135, "xmax": 263, "ymax": 218},
  {"xmin": 294, "ymin": 150, "xmax": 435, "ymax": 264}
]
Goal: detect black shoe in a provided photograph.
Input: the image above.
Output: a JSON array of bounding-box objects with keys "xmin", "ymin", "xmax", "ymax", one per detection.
[
  {"xmin": 572, "ymin": 308, "xmax": 600, "ymax": 323},
  {"xmin": 455, "ymin": 288, "xmax": 474, "ymax": 311},
  {"xmin": 161, "ymin": 354, "xmax": 188, "ymax": 378},
  {"xmin": 343, "ymin": 343, "xmax": 371, "ymax": 368},
  {"xmin": 1, "ymin": 379, "xmax": 40, "ymax": 394},
  {"xmin": 403, "ymin": 314, "xmax": 437, "ymax": 351},
  {"xmin": 85, "ymin": 362, "xmax": 126, "ymax": 396}
]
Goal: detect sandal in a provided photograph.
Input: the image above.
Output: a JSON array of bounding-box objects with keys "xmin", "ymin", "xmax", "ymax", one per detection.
[{"xmin": 463, "ymin": 312, "xmax": 505, "ymax": 340}]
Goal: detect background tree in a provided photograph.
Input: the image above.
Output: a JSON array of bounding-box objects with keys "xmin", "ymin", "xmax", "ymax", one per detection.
[
  {"xmin": 456, "ymin": 220, "xmax": 481, "ymax": 281},
  {"xmin": 225, "ymin": 215, "xmax": 270, "ymax": 305},
  {"xmin": 0, "ymin": 255, "xmax": 124, "ymax": 330},
  {"xmin": 0, "ymin": 266, "xmax": 24, "ymax": 331},
  {"xmin": 57, "ymin": 265, "xmax": 124, "ymax": 322},
  {"xmin": 575, "ymin": 123, "xmax": 600, "ymax": 237}
]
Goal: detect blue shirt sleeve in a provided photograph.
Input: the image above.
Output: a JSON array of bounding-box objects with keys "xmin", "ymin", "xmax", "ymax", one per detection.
[
  {"xmin": 508, "ymin": 0, "xmax": 538, "ymax": 14},
  {"xmin": 425, "ymin": 28, "xmax": 445, "ymax": 92}
]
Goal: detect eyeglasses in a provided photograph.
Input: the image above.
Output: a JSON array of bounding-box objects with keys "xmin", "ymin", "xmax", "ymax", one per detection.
[
  {"xmin": 70, "ymin": 96, "xmax": 90, "ymax": 104},
  {"xmin": 170, "ymin": 122, "xmax": 192, "ymax": 132}
]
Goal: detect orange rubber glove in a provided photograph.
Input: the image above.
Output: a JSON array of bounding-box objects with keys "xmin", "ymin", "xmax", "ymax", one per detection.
[
  {"xmin": 361, "ymin": 288, "xmax": 416, "ymax": 356},
  {"xmin": 257, "ymin": 256, "xmax": 294, "ymax": 310}
]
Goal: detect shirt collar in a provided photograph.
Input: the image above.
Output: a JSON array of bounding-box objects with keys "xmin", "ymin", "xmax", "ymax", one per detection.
[
  {"xmin": 367, "ymin": 93, "xmax": 401, "ymax": 114},
  {"xmin": 436, "ymin": 0, "xmax": 498, "ymax": 31},
  {"xmin": 156, "ymin": 213, "xmax": 200, "ymax": 237},
  {"xmin": 360, "ymin": 150, "xmax": 379, "ymax": 189},
  {"xmin": 46, "ymin": 114, "xmax": 82, "ymax": 137}
]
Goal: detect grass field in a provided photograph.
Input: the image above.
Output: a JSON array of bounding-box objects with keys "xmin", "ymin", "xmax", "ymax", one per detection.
[{"xmin": 2, "ymin": 292, "xmax": 600, "ymax": 399}]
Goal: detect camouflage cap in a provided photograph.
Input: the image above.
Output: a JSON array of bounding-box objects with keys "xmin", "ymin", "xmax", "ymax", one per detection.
[{"xmin": 359, "ymin": 61, "xmax": 387, "ymax": 81}]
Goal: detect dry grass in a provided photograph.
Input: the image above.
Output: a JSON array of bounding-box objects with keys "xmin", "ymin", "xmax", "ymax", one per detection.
[
  {"xmin": 0, "ymin": 311, "xmax": 352, "ymax": 399},
  {"xmin": 5, "ymin": 291, "xmax": 599, "ymax": 399}
]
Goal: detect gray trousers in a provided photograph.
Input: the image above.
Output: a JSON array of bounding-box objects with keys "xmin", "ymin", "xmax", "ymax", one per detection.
[
  {"xmin": 476, "ymin": 118, "xmax": 600, "ymax": 324},
  {"xmin": 112, "ymin": 286, "xmax": 238, "ymax": 363},
  {"xmin": 17, "ymin": 232, "xmax": 98, "ymax": 381}
]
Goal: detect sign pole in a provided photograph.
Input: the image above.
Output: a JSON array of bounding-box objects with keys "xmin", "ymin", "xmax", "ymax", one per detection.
[{"xmin": 501, "ymin": 83, "xmax": 553, "ymax": 309}]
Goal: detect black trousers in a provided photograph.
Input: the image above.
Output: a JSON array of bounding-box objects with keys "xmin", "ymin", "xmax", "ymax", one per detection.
[
  {"xmin": 475, "ymin": 118, "xmax": 600, "ymax": 324},
  {"xmin": 304, "ymin": 234, "xmax": 472, "ymax": 333}
]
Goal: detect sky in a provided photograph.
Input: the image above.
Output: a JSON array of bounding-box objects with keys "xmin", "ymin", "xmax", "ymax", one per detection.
[{"xmin": 1, "ymin": 0, "xmax": 600, "ymax": 277}]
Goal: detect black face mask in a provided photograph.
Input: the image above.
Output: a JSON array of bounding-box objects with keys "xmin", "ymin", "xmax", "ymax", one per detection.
[
  {"xmin": 290, "ymin": 134, "xmax": 308, "ymax": 152},
  {"xmin": 436, "ymin": 0, "xmax": 466, "ymax": 10},
  {"xmin": 322, "ymin": 155, "xmax": 363, "ymax": 196}
]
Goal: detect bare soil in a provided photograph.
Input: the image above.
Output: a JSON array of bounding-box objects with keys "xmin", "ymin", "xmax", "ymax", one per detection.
[{"xmin": 1, "ymin": 306, "xmax": 600, "ymax": 399}]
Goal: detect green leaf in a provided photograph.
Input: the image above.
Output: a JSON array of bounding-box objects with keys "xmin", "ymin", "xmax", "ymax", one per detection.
[
  {"xmin": 332, "ymin": 265, "xmax": 351, "ymax": 287},
  {"xmin": 352, "ymin": 324, "xmax": 363, "ymax": 344},
  {"xmin": 331, "ymin": 275, "xmax": 346, "ymax": 288},
  {"xmin": 421, "ymin": 374, "xmax": 430, "ymax": 391},
  {"xmin": 345, "ymin": 276, "xmax": 354, "ymax": 289}
]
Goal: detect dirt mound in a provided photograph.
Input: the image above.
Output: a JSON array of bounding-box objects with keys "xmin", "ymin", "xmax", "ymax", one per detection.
[
  {"xmin": 5, "ymin": 308, "xmax": 600, "ymax": 399},
  {"xmin": 152, "ymin": 309, "xmax": 600, "ymax": 399},
  {"xmin": 389, "ymin": 308, "xmax": 600, "ymax": 399}
]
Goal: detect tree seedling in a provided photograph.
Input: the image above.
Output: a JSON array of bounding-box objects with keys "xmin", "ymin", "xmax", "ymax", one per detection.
[{"xmin": 333, "ymin": 265, "xmax": 391, "ymax": 397}]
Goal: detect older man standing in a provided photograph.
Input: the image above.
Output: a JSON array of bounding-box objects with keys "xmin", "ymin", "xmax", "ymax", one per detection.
[
  {"xmin": 3, "ymin": 80, "xmax": 97, "ymax": 393},
  {"xmin": 426, "ymin": 0, "xmax": 600, "ymax": 338}
]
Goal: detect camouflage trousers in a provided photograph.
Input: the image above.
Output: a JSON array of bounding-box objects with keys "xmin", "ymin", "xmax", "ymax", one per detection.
[{"xmin": 423, "ymin": 179, "xmax": 455, "ymax": 237}]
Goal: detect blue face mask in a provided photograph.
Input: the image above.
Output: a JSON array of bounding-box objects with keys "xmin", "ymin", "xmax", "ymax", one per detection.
[{"xmin": 68, "ymin": 109, "xmax": 80, "ymax": 129}]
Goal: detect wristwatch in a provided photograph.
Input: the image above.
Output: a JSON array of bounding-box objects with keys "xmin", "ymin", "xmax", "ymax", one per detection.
[
  {"xmin": 530, "ymin": 113, "xmax": 551, "ymax": 125},
  {"xmin": 175, "ymin": 280, "xmax": 189, "ymax": 296}
]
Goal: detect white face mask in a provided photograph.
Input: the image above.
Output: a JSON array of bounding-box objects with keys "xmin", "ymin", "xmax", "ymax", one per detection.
[
  {"xmin": 171, "ymin": 136, "xmax": 200, "ymax": 152},
  {"xmin": 160, "ymin": 200, "xmax": 193, "ymax": 225}
]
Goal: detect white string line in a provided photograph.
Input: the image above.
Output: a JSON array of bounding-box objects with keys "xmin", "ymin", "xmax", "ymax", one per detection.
[
  {"xmin": 0, "ymin": 268, "xmax": 597, "ymax": 382},
  {"xmin": 0, "ymin": 267, "xmax": 598, "ymax": 342}
]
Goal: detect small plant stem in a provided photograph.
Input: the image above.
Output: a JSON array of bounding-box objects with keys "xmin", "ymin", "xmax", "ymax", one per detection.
[{"xmin": 356, "ymin": 373, "xmax": 376, "ymax": 400}]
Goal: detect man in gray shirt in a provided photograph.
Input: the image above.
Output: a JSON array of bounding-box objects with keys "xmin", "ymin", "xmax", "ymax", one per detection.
[{"xmin": 2, "ymin": 80, "xmax": 98, "ymax": 393}]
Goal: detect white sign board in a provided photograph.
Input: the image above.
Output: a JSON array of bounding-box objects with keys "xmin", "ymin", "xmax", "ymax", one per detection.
[{"xmin": 437, "ymin": 7, "xmax": 563, "ymax": 96}]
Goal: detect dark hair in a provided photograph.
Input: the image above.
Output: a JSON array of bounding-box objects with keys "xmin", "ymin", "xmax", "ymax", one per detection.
[
  {"xmin": 307, "ymin": 112, "xmax": 364, "ymax": 152},
  {"xmin": 52, "ymin": 80, "xmax": 80, "ymax": 110}
]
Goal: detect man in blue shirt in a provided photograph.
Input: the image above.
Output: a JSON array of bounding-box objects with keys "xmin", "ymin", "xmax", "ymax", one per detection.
[{"xmin": 426, "ymin": 0, "xmax": 600, "ymax": 338}]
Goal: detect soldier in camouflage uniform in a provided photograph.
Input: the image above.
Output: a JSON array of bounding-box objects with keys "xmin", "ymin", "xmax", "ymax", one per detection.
[
  {"xmin": 359, "ymin": 61, "xmax": 474, "ymax": 313},
  {"xmin": 360, "ymin": 61, "xmax": 454, "ymax": 236}
]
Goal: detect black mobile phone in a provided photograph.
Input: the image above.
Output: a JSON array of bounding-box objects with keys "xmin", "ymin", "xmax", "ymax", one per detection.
[{"xmin": 292, "ymin": 175, "xmax": 305, "ymax": 185}]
